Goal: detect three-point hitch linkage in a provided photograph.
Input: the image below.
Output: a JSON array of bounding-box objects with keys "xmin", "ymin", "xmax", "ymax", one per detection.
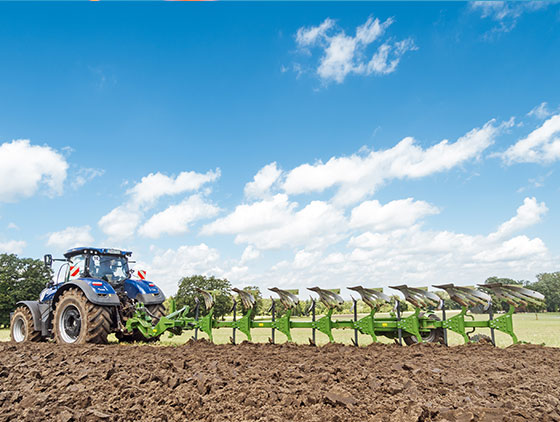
[{"xmin": 125, "ymin": 283, "xmax": 545, "ymax": 346}]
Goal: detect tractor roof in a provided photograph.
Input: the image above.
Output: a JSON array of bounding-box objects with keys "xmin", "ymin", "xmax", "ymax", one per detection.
[{"xmin": 64, "ymin": 247, "xmax": 132, "ymax": 259}]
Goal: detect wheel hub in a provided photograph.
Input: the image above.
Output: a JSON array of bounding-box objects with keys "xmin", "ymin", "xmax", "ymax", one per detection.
[
  {"xmin": 60, "ymin": 305, "xmax": 81, "ymax": 343},
  {"xmin": 12, "ymin": 317, "xmax": 25, "ymax": 342}
]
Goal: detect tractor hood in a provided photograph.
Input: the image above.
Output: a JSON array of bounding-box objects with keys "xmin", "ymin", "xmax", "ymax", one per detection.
[{"xmin": 125, "ymin": 279, "xmax": 165, "ymax": 305}]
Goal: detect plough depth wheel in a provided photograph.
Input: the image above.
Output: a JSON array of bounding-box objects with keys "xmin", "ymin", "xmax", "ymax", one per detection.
[{"xmin": 403, "ymin": 313, "xmax": 444, "ymax": 345}]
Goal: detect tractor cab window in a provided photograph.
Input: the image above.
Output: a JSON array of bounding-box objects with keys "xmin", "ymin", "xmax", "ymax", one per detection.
[
  {"xmin": 88, "ymin": 255, "xmax": 129, "ymax": 283},
  {"xmin": 68, "ymin": 255, "xmax": 86, "ymax": 280}
]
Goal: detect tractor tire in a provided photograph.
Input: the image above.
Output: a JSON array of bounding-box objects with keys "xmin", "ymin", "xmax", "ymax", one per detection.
[
  {"xmin": 146, "ymin": 303, "xmax": 166, "ymax": 321},
  {"xmin": 117, "ymin": 303, "xmax": 167, "ymax": 343},
  {"xmin": 404, "ymin": 313, "xmax": 444, "ymax": 345},
  {"xmin": 10, "ymin": 306, "xmax": 41, "ymax": 343},
  {"xmin": 53, "ymin": 289, "xmax": 112, "ymax": 345}
]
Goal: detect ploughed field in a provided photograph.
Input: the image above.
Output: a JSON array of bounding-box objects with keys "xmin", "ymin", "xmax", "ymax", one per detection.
[{"xmin": 0, "ymin": 341, "xmax": 559, "ymax": 422}]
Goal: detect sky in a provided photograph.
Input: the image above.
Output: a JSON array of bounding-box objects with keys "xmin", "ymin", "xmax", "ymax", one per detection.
[{"xmin": 0, "ymin": 1, "xmax": 559, "ymax": 297}]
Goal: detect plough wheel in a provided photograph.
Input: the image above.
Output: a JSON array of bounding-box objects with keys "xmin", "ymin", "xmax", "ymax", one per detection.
[{"xmin": 404, "ymin": 313, "xmax": 444, "ymax": 345}]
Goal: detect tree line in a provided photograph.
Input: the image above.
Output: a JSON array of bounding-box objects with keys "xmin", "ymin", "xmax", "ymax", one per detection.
[{"xmin": 0, "ymin": 252, "xmax": 559, "ymax": 326}]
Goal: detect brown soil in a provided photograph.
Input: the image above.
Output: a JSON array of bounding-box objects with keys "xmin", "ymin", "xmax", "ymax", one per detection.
[{"xmin": 0, "ymin": 341, "xmax": 559, "ymax": 422}]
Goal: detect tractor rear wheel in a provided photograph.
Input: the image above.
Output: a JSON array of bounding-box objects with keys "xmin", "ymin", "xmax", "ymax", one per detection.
[
  {"xmin": 53, "ymin": 289, "xmax": 112, "ymax": 345},
  {"xmin": 10, "ymin": 306, "xmax": 41, "ymax": 343},
  {"xmin": 404, "ymin": 313, "xmax": 444, "ymax": 345},
  {"xmin": 146, "ymin": 303, "xmax": 166, "ymax": 321}
]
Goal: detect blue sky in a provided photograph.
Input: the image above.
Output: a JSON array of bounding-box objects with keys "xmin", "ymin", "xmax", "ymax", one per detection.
[{"xmin": 0, "ymin": 2, "xmax": 559, "ymax": 295}]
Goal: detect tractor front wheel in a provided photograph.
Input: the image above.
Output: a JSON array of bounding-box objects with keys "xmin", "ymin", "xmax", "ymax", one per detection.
[
  {"xmin": 53, "ymin": 289, "xmax": 112, "ymax": 345},
  {"xmin": 10, "ymin": 306, "xmax": 41, "ymax": 343}
]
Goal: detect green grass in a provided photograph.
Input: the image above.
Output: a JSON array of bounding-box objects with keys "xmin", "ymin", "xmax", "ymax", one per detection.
[{"xmin": 2, "ymin": 312, "xmax": 559, "ymax": 347}]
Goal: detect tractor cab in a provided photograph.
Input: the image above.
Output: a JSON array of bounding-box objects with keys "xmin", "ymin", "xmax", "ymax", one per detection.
[{"xmin": 64, "ymin": 247, "xmax": 132, "ymax": 287}]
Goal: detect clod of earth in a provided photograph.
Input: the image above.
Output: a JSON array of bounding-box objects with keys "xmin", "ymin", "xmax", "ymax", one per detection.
[{"xmin": 0, "ymin": 341, "xmax": 559, "ymax": 422}]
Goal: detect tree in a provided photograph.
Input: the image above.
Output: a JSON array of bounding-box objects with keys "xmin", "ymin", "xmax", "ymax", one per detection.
[
  {"xmin": 527, "ymin": 272, "xmax": 560, "ymax": 312},
  {"xmin": 0, "ymin": 254, "xmax": 52, "ymax": 327},
  {"xmin": 174, "ymin": 275, "xmax": 232, "ymax": 319}
]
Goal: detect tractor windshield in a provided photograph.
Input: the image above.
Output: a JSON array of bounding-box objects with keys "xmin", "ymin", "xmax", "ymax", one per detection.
[{"xmin": 88, "ymin": 255, "xmax": 130, "ymax": 283}]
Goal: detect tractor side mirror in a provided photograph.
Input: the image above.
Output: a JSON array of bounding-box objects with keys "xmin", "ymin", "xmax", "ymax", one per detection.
[{"xmin": 44, "ymin": 254, "xmax": 53, "ymax": 268}]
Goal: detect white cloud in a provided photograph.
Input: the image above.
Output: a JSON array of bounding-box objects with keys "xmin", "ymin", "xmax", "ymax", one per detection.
[
  {"xmin": 0, "ymin": 240, "xmax": 26, "ymax": 254},
  {"xmin": 127, "ymin": 169, "xmax": 220, "ymax": 206},
  {"xmin": 244, "ymin": 162, "xmax": 282, "ymax": 199},
  {"xmin": 98, "ymin": 206, "xmax": 142, "ymax": 240},
  {"xmin": 296, "ymin": 18, "xmax": 335, "ymax": 47},
  {"xmin": 488, "ymin": 197, "xmax": 548, "ymax": 241},
  {"xmin": 264, "ymin": 205, "xmax": 550, "ymax": 294},
  {"xmin": 98, "ymin": 168, "xmax": 220, "ymax": 240},
  {"xmin": 350, "ymin": 198, "xmax": 439, "ymax": 231},
  {"xmin": 141, "ymin": 244, "xmax": 221, "ymax": 294},
  {"xmin": 72, "ymin": 168, "xmax": 105, "ymax": 189},
  {"xmin": 0, "ymin": 140, "xmax": 68, "ymax": 203},
  {"xmin": 202, "ymin": 194, "xmax": 296, "ymax": 236},
  {"xmin": 500, "ymin": 114, "xmax": 560, "ymax": 164},
  {"xmin": 528, "ymin": 102, "xmax": 553, "ymax": 120},
  {"xmin": 471, "ymin": 1, "xmax": 548, "ymax": 34},
  {"xmin": 202, "ymin": 194, "xmax": 347, "ymax": 250},
  {"xmin": 138, "ymin": 194, "xmax": 220, "ymax": 238},
  {"xmin": 240, "ymin": 245, "xmax": 260, "ymax": 264},
  {"xmin": 294, "ymin": 16, "xmax": 416, "ymax": 84},
  {"xmin": 367, "ymin": 38, "xmax": 417, "ymax": 75},
  {"xmin": 474, "ymin": 236, "xmax": 546, "ymax": 263},
  {"xmin": 7, "ymin": 223, "xmax": 19, "ymax": 230},
  {"xmin": 46, "ymin": 225, "xmax": 94, "ymax": 251},
  {"xmin": 283, "ymin": 119, "xmax": 502, "ymax": 204}
]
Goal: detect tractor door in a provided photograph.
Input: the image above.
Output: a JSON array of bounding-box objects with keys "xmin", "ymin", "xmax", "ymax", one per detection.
[{"xmin": 68, "ymin": 255, "xmax": 86, "ymax": 281}]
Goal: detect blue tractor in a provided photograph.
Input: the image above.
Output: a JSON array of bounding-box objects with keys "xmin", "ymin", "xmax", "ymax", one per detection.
[{"xmin": 10, "ymin": 247, "xmax": 166, "ymax": 344}]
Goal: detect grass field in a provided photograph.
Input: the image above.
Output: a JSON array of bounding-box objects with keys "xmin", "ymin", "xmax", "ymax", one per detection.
[{"xmin": 2, "ymin": 311, "xmax": 558, "ymax": 347}]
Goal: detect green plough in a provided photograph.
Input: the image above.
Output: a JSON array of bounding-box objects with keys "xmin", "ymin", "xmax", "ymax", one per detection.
[{"xmin": 125, "ymin": 283, "xmax": 545, "ymax": 346}]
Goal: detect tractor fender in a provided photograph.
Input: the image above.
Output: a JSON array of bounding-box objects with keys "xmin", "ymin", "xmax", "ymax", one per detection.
[
  {"xmin": 15, "ymin": 300, "xmax": 42, "ymax": 332},
  {"xmin": 135, "ymin": 292, "xmax": 166, "ymax": 305},
  {"xmin": 124, "ymin": 279, "xmax": 165, "ymax": 305},
  {"xmin": 53, "ymin": 280, "xmax": 120, "ymax": 306}
]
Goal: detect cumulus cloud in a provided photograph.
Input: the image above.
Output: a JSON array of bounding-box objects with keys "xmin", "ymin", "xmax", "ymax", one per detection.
[
  {"xmin": 474, "ymin": 235, "xmax": 546, "ymax": 263},
  {"xmin": 282, "ymin": 119, "xmax": 503, "ymax": 204},
  {"xmin": 138, "ymin": 194, "xmax": 220, "ymax": 238},
  {"xmin": 240, "ymin": 245, "xmax": 260, "ymax": 264},
  {"xmin": 0, "ymin": 140, "xmax": 68, "ymax": 203},
  {"xmin": 500, "ymin": 114, "xmax": 560, "ymax": 164},
  {"xmin": 294, "ymin": 16, "xmax": 416, "ymax": 84},
  {"xmin": 98, "ymin": 206, "xmax": 142, "ymax": 240},
  {"xmin": 349, "ymin": 198, "xmax": 439, "ymax": 231},
  {"xmin": 46, "ymin": 225, "xmax": 94, "ymax": 250},
  {"xmin": 127, "ymin": 169, "xmax": 220, "ymax": 206},
  {"xmin": 141, "ymin": 244, "xmax": 221, "ymax": 294},
  {"xmin": 262, "ymin": 198, "xmax": 550, "ymax": 294},
  {"xmin": 244, "ymin": 162, "xmax": 282, "ymax": 199},
  {"xmin": 98, "ymin": 168, "xmax": 220, "ymax": 240},
  {"xmin": 202, "ymin": 194, "xmax": 346, "ymax": 250},
  {"xmin": 0, "ymin": 240, "xmax": 26, "ymax": 254},
  {"xmin": 488, "ymin": 197, "xmax": 548, "ymax": 241}
]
